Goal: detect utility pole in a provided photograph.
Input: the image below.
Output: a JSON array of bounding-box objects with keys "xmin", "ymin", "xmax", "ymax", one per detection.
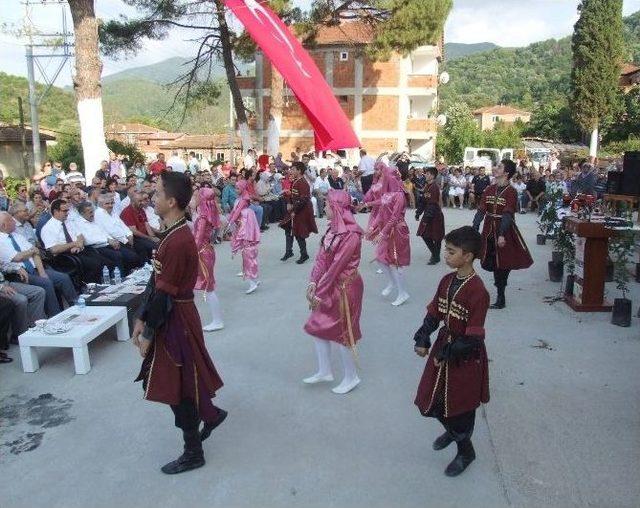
[
  {"xmin": 20, "ymin": 0, "xmax": 74, "ymax": 174},
  {"xmin": 18, "ymin": 97, "xmax": 30, "ymax": 176},
  {"xmin": 26, "ymin": 44, "xmax": 42, "ymax": 170}
]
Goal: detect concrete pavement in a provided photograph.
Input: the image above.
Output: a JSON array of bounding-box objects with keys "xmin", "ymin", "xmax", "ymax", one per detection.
[{"xmin": 1, "ymin": 208, "xmax": 639, "ymax": 508}]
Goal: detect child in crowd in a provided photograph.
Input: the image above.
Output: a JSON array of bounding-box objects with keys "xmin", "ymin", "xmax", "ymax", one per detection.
[{"xmin": 413, "ymin": 226, "xmax": 490, "ymax": 477}]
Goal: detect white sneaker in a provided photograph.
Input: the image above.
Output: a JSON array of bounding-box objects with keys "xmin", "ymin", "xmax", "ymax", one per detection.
[
  {"xmin": 246, "ymin": 280, "xmax": 261, "ymax": 294},
  {"xmin": 332, "ymin": 376, "xmax": 361, "ymax": 394},
  {"xmin": 375, "ymin": 268, "xmax": 383, "ymax": 274},
  {"xmin": 391, "ymin": 292, "xmax": 410, "ymax": 306},
  {"xmin": 236, "ymin": 271, "xmax": 244, "ymax": 277},
  {"xmin": 303, "ymin": 373, "xmax": 334, "ymax": 384},
  {"xmin": 203, "ymin": 322, "xmax": 224, "ymax": 332},
  {"xmin": 381, "ymin": 284, "xmax": 394, "ymax": 297}
]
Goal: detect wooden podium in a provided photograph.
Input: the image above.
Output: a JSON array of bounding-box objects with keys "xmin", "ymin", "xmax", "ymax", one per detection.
[{"xmin": 565, "ymin": 218, "xmax": 613, "ymax": 312}]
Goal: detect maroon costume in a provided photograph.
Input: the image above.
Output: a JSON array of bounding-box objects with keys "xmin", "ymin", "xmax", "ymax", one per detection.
[
  {"xmin": 477, "ymin": 185, "xmax": 533, "ymax": 271},
  {"xmin": 414, "ymin": 272, "xmax": 490, "ymax": 418},
  {"xmin": 416, "ymin": 182, "xmax": 445, "ymax": 263},
  {"xmin": 136, "ymin": 219, "xmax": 224, "ymax": 424},
  {"xmin": 280, "ymin": 175, "xmax": 318, "ymax": 262}
]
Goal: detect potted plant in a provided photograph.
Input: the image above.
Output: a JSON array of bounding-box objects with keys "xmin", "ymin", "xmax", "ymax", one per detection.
[
  {"xmin": 553, "ymin": 224, "xmax": 576, "ymax": 294},
  {"xmin": 536, "ymin": 187, "xmax": 563, "ymax": 245},
  {"xmin": 610, "ymin": 230, "xmax": 635, "ymax": 327}
]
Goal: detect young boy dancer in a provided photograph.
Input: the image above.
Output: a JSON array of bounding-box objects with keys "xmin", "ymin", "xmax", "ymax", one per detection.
[
  {"xmin": 280, "ymin": 162, "xmax": 318, "ymax": 264},
  {"xmin": 416, "ymin": 166, "xmax": 445, "ymax": 265},
  {"xmin": 472, "ymin": 159, "xmax": 533, "ymax": 309},
  {"xmin": 304, "ymin": 190, "xmax": 363, "ymax": 394},
  {"xmin": 193, "ymin": 187, "xmax": 224, "ymax": 331},
  {"xmin": 367, "ymin": 162, "xmax": 411, "ymax": 306},
  {"xmin": 133, "ymin": 172, "xmax": 226, "ymax": 475},
  {"xmin": 413, "ymin": 226, "xmax": 490, "ymax": 477}
]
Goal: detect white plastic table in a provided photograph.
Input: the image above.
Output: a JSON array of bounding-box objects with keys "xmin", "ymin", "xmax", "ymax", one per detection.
[{"xmin": 18, "ymin": 305, "xmax": 130, "ymax": 375}]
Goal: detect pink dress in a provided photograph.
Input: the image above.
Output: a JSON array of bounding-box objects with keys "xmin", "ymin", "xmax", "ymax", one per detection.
[
  {"xmin": 193, "ymin": 188, "xmax": 221, "ymax": 291},
  {"xmin": 231, "ymin": 208, "xmax": 260, "ymax": 280},
  {"xmin": 364, "ymin": 180, "xmax": 383, "ymax": 234},
  {"xmin": 369, "ymin": 191, "xmax": 411, "ymax": 267},
  {"xmin": 304, "ymin": 189, "xmax": 364, "ymax": 347},
  {"xmin": 194, "ymin": 216, "xmax": 216, "ymax": 291}
]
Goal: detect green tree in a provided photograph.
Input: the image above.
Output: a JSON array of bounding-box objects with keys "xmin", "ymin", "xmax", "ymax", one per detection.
[
  {"xmin": 436, "ymin": 102, "xmax": 482, "ymax": 164},
  {"xmin": 482, "ymin": 121, "xmax": 524, "ymax": 149},
  {"xmin": 106, "ymin": 139, "xmax": 145, "ymax": 164},
  {"xmin": 48, "ymin": 131, "xmax": 83, "ymax": 171},
  {"xmin": 571, "ymin": 0, "xmax": 625, "ymax": 157},
  {"xmin": 524, "ymin": 99, "xmax": 581, "ymax": 142},
  {"xmin": 604, "ymin": 88, "xmax": 640, "ymax": 143}
]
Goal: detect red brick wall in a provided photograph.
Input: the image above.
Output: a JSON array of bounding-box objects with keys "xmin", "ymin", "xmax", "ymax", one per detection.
[
  {"xmin": 359, "ymin": 138, "xmax": 398, "ymax": 154},
  {"xmin": 362, "ymin": 96, "xmax": 398, "ymax": 130},
  {"xmin": 333, "ymin": 52, "xmax": 355, "ymax": 88},
  {"xmin": 363, "ymin": 54, "xmax": 400, "ymax": 87}
]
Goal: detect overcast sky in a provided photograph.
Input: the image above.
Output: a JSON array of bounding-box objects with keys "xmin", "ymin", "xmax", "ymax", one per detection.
[{"xmin": 1, "ymin": 0, "xmax": 639, "ymax": 86}]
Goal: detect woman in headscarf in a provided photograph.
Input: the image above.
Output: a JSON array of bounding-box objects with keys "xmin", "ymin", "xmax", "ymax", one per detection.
[
  {"xmin": 304, "ymin": 190, "xmax": 364, "ymax": 395},
  {"xmin": 194, "ymin": 187, "xmax": 224, "ymax": 332},
  {"xmin": 228, "ymin": 180, "xmax": 262, "ymax": 294},
  {"xmin": 361, "ymin": 162, "xmax": 384, "ymax": 273},
  {"xmin": 367, "ymin": 162, "xmax": 411, "ymax": 306}
]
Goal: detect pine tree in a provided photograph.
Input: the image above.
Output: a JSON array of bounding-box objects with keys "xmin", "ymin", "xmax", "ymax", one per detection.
[{"xmin": 571, "ymin": 0, "xmax": 625, "ymax": 157}]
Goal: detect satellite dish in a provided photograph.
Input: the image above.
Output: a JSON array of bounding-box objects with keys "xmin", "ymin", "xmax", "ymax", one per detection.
[
  {"xmin": 437, "ymin": 114, "xmax": 447, "ymax": 126},
  {"xmin": 439, "ymin": 72, "xmax": 450, "ymax": 85}
]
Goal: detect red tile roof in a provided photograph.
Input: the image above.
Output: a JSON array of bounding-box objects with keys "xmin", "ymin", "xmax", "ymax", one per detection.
[
  {"xmin": 473, "ymin": 105, "xmax": 531, "ymax": 116},
  {"xmin": 105, "ymin": 123, "xmax": 163, "ymax": 135},
  {"xmin": 164, "ymin": 134, "xmax": 241, "ymax": 149},
  {"xmin": 308, "ymin": 20, "xmax": 377, "ymax": 46},
  {"xmin": 621, "ymin": 63, "xmax": 640, "ymax": 76}
]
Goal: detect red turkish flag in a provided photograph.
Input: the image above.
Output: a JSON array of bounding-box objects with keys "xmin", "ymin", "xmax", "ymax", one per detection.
[{"xmin": 224, "ymin": 0, "xmax": 361, "ymax": 151}]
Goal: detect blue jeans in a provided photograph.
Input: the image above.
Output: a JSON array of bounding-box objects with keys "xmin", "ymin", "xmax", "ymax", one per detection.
[{"xmin": 28, "ymin": 269, "xmax": 78, "ymax": 317}]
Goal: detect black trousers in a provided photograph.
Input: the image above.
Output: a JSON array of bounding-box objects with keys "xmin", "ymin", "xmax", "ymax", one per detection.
[
  {"xmin": 361, "ymin": 174, "xmax": 374, "ymax": 196},
  {"xmin": 0, "ymin": 296, "xmax": 15, "ymax": 350},
  {"xmin": 170, "ymin": 398, "xmax": 201, "ymax": 432},
  {"xmin": 421, "ymin": 236, "xmax": 441, "ymax": 260},
  {"xmin": 133, "ymin": 237, "xmax": 156, "ymax": 264},
  {"xmin": 95, "ymin": 246, "xmax": 141, "ymax": 275},
  {"xmin": 284, "ymin": 228, "xmax": 307, "ymax": 255},
  {"xmin": 484, "ymin": 239, "xmax": 511, "ymax": 289},
  {"xmin": 438, "ymin": 409, "xmax": 476, "ymax": 442},
  {"xmin": 493, "ymin": 268, "xmax": 510, "ymax": 289}
]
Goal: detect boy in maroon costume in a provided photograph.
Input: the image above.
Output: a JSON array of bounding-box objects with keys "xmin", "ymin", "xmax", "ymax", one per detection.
[
  {"xmin": 133, "ymin": 172, "xmax": 227, "ymax": 475},
  {"xmin": 413, "ymin": 226, "xmax": 490, "ymax": 477},
  {"xmin": 280, "ymin": 161, "xmax": 318, "ymax": 264},
  {"xmin": 415, "ymin": 166, "xmax": 445, "ymax": 265},
  {"xmin": 473, "ymin": 159, "xmax": 533, "ymax": 309}
]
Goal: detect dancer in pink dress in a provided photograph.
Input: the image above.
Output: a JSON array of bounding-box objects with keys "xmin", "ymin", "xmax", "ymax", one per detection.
[
  {"xmin": 304, "ymin": 190, "xmax": 364, "ymax": 394},
  {"xmin": 228, "ymin": 186, "xmax": 261, "ymax": 295},
  {"xmin": 367, "ymin": 163, "xmax": 411, "ymax": 306},
  {"xmin": 362, "ymin": 165, "xmax": 384, "ymax": 274},
  {"xmin": 194, "ymin": 188, "xmax": 224, "ymax": 332}
]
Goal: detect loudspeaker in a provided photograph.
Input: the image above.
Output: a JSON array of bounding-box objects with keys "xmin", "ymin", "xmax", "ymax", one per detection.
[
  {"xmin": 607, "ymin": 171, "xmax": 623, "ymax": 194},
  {"xmin": 620, "ymin": 151, "xmax": 640, "ymax": 196}
]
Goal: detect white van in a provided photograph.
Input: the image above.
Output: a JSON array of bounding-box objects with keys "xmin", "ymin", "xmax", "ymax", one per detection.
[{"xmin": 463, "ymin": 147, "xmax": 514, "ymax": 170}]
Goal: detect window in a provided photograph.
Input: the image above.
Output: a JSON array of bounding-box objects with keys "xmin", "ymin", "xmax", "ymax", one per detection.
[
  {"xmin": 338, "ymin": 95, "xmax": 349, "ymax": 105},
  {"xmin": 216, "ymin": 152, "xmax": 224, "ymax": 161},
  {"xmin": 339, "ymin": 51, "xmax": 349, "ymax": 61},
  {"xmin": 492, "ymin": 116, "xmax": 500, "ymax": 122}
]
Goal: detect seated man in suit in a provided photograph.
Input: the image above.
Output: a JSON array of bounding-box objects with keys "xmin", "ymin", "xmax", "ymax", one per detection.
[
  {"xmin": 0, "ymin": 212, "xmax": 77, "ymax": 316},
  {"xmin": 40, "ymin": 199, "xmax": 107, "ymax": 284}
]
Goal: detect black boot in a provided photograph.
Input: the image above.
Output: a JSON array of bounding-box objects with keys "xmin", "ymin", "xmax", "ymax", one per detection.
[
  {"xmin": 490, "ymin": 287, "xmax": 506, "ymax": 309},
  {"xmin": 432, "ymin": 431, "xmax": 454, "ymax": 451},
  {"xmin": 296, "ymin": 237, "xmax": 309, "ymax": 264},
  {"xmin": 200, "ymin": 409, "xmax": 228, "ymax": 442},
  {"xmin": 444, "ymin": 438, "xmax": 476, "ymax": 477},
  {"xmin": 161, "ymin": 430, "xmax": 205, "ymax": 475},
  {"xmin": 281, "ymin": 234, "xmax": 294, "ymax": 261}
]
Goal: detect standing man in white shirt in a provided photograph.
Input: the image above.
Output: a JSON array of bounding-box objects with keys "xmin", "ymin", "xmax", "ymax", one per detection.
[
  {"xmin": 167, "ymin": 151, "xmax": 187, "ymax": 173},
  {"xmin": 0, "ymin": 212, "xmax": 77, "ymax": 316},
  {"xmin": 40, "ymin": 199, "xmax": 106, "ymax": 284},
  {"xmin": 75, "ymin": 202, "xmax": 139, "ymax": 275},
  {"xmin": 243, "ymin": 148, "xmax": 256, "ymax": 170},
  {"xmin": 188, "ymin": 152, "xmax": 200, "ymax": 173},
  {"xmin": 358, "ymin": 149, "xmax": 376, "ymax": 196},
  {"xmin": 312, "ymin": 168, "xmax": 331, "ymax": 218}
]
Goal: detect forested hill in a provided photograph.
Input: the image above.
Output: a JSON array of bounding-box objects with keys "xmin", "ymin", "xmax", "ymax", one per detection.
[{"xmin": 440, "ymin": 10, "xmax": 640, "ymax": 111}]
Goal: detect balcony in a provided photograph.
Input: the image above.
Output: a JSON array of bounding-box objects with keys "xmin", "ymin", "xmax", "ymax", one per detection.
[
  {"xmin": 407, "ymin": 118, "xmax": 437, "ymax": 132},
  {"xmin": 407, "ymin": 74, "xmax": 438, "ymax": 88}
]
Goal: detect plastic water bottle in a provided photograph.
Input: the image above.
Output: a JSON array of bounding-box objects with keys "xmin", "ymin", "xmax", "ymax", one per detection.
[
  {"xmin": 77, "ymin": 296, "xmax": 86, "ymax": 309},
  {"xmin": 114, "ymin": 267, "xmax": 122, "ymax": 285},
  {"xmin": 102, "ymin": 266, "xmax": 111, "ymax": 285}
]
